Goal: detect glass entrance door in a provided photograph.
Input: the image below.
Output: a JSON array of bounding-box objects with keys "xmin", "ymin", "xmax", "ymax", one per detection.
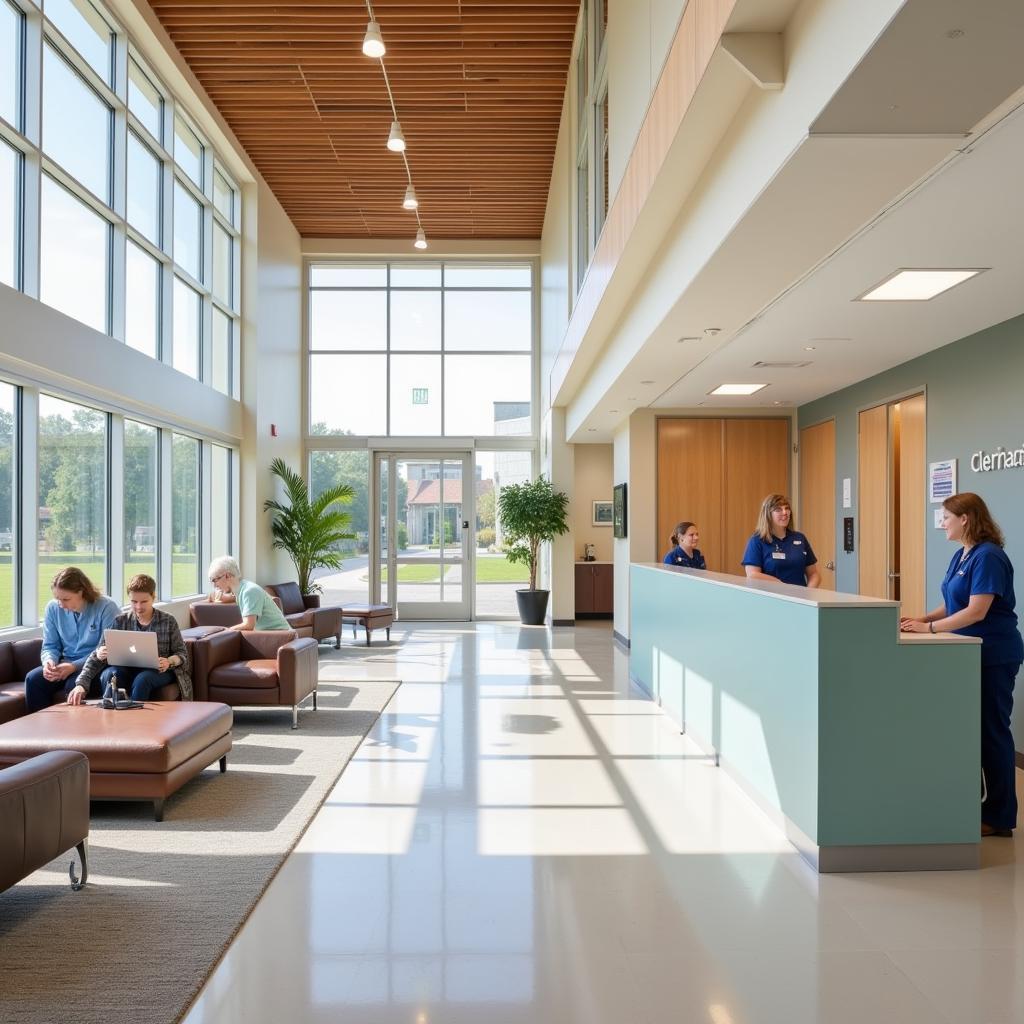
[{"xmin": 373, "ymin": 453, "xmax": 472, "ymax": 619}]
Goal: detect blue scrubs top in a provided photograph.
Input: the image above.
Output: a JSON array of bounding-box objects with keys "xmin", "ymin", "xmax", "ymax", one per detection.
[
  {"xmin": 742, "ymin": 530, "xmax": 817, "ymax": 587},
  {"xmin": 941, "ymin": 542, "xmax": 1024, "ymax": 666},
  {"xmin": 663, "ymin": 546, "xmax": 707, "ymax": 570}
]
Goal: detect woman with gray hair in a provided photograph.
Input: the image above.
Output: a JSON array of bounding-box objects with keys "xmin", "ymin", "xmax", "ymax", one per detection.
[{"xmin": 206, "ymin": 555, "xmax": 290, "ymax": 632}]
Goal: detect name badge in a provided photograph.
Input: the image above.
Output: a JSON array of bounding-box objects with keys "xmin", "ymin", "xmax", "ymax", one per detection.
[
  {"xmin": 772, "ymin": 552, "xmax": 786, "ymax": 560},
  {"xmin": 793, "ymin": 540, "xmax": 803, "ymax": 546}
]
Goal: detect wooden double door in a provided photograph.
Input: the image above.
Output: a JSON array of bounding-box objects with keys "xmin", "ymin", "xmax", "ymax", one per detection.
[
  {"xmin": 657, "ymin": 418, "xmax": 790, "ymax": 574},
  {"xmin": 858, "ymin": 394, "xmax": 926, "ymax": 616}
]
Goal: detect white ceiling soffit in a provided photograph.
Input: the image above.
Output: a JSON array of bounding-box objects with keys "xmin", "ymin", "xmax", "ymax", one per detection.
[
  {"xmin": 652, "ymin": 97, "xmax": 1024, "ymax": 409},
  {"xmin": 810, "ymin": 0, "xmax": 1024, "ymax": 135}
]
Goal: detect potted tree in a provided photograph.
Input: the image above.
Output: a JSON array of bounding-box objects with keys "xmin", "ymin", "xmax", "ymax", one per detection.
[
  {"xmin": 263, "ymin": 457, "xmax": 356, "ymax": 596},
  {"xmin": 497, "ymin": 475, "xmax": 570, "ymax": 625}
]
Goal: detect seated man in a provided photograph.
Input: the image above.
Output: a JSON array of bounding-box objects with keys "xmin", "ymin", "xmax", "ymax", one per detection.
[
  {"xmin": 25, "ymin": 567, "xmax": 120, "ymax": 711},
  {"xmin": 75, "ymin": 574, "xmax": 192, "ymax": 702},
  {"xmin": 206, "ymin": 556, "xmax": 290, "ymax": 632}
]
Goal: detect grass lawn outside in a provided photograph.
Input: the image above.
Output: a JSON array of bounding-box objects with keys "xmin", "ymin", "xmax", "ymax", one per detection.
[
  {"xmin": 0, "ymin": 554, "xmax": 202, "ymax": 627},
  {"xmin": 379, "ymin": 564, "xmax": 448, "ymax": 583},
  {"xmin": 474, "ymin": 556, "xmax": 529, "ymax": 583}
]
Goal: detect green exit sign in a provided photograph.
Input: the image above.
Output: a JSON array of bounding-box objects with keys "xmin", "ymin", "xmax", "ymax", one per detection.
[{"xmin": 412, "ymin": 388, "xmax": 429, "ymax": 405}]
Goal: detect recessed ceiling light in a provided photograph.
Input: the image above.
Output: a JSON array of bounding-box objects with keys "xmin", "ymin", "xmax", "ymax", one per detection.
[
  {"xmin": 609, "ymin": 409, "xmax": 618, "ymax": 413},
  {"xmin": 704, "ymin": 327, "xmax": 721, "ymax": 336},
  {"xmin": 856, "ymin": 268, "xmax": 985, "ymax": 302},
  {"xmin": 627, "ymin": 397, "xmax": 637, "ymax": 401},
  {"xmin": 587, "ymin": 428, "xmax": 596, "ymax": 432},
  {"xmin": 803, "ymin": 345, "xmax": 816, "ymax": 351},
  {"xmin": 677, "ymin": 336, "xmax": 700, "ymax": 343},
  {"xmin": 640, "ymin": 380, "xmax": 655, "ymax": 385},
  {"xmin": 710, "ymin": 383, "xmax": 768, "ymax": 396}
]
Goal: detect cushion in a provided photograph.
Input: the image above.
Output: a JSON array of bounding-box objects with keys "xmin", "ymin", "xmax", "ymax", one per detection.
[
  {"xmin": 268, "ymin": 582, "xmax": 305, "ymax": 616},
  {"xmin": 209, "ymin": 660, "xmax": 279, "ymax": 691}
]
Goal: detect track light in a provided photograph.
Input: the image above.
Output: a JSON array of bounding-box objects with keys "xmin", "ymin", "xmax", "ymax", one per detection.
[
  {"xmin": 362, "ymin": 19, "xmax": 385, "ymax": 58},
  {"xmin": 414, "ymin": 228, "xmax": 427, "ymax": 250},
  {"xmin": 403, "ymin": 185, "xmax": 419, "ymax": 210},
  {"xmin": 387, "ymin": 120, "xmax": 406, "ymax": 152}
]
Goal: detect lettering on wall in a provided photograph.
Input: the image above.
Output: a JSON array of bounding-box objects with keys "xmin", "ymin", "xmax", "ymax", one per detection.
[{"xmin": 971, "ymin": 447, "xmax": 1024, "ymax": 473}]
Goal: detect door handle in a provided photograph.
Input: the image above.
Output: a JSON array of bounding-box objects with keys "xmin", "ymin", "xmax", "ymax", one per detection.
[
  {"xmin": 887, "ymin": 572, "xmax": 901, "ymax": 579},
  {"xmin": 825, "ymin": 561, "xmax": 835, "ymax": 570}
]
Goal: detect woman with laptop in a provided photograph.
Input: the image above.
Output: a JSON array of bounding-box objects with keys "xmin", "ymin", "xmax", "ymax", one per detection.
[{"xmin": 75, "ymin": 574, "xmax": 192, "ymax": 702}]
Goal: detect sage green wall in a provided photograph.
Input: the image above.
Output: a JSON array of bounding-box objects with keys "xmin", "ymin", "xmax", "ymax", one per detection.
[{"xmin": 799, "ymin": 312, "xmax": 1024, "ymax": 746}]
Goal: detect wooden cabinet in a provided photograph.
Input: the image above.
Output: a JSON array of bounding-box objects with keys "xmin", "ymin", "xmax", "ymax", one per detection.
[{"xmin": 575, "ymin": 563, "xmax": 614, "ymax": 618}]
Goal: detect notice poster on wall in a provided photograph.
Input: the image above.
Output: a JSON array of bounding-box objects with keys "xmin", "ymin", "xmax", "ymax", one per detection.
[{"xmin": 929, "ymin": 459, "xmax": 957, "ymax": 503}]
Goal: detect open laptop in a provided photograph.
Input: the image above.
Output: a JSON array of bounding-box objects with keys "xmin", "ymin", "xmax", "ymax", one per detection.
[{"xmin": 103, "ymin": 629, "xmax": 160, "ymax": 669}]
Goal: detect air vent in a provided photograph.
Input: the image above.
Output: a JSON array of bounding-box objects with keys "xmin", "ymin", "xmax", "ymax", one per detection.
[{"xmin": 750, "ymin": 360, "xmax": 812, "ymax": 369}]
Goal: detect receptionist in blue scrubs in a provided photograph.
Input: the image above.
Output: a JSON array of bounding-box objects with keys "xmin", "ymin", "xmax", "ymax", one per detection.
[
  {"xmin": 900, "ymin": 492, "xmax": 1023, "ymax": 837},
  {"xmin": 741, "ymin": 493, "xmax": 820, "ymax": 588},
  {"xmin": 663, "ymin": 522, "xmax": 707, "ymax": 570}
]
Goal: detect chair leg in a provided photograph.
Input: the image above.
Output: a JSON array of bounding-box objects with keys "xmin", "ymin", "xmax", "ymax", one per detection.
[
  {"xmin": 69, "ymin": 838, "xmax": 89, "ymax": 891},
  {"xmin": 292, "ymin": 704, "xmax": 299, "ymax": 729},
  {"xmin": 219, "ymin": 755, "xmax": 228, "ymax": 773},
  {"xmin": 352, "ymin": 623, "xmax": 357, "ymax": 638},
  {"xmin": 313, "ymin": 690, "xmax": 318, "ymax": 711},
  {"xmin": 336, "ymin": 629, "xmax": 341, "ymax": 649},
  {"xmin": 153, "ymin": 799, "xmax": 165, "ymax": 822},
  {"xmin": 386, "ymin": 627, "xmax": 391, "ymax": 641},
  {"xmin": 366, "ymin": 626, "xmax": 371, "ymax": 646}
]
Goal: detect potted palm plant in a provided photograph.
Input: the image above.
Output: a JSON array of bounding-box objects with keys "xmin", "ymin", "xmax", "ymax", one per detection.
[
  {"xmin": 263, "ymin": 457, "xmax": 356, "ymax": 596},
  {"xmin": 497, "ymin": 475, "xmax": 570, "ymax": 625}
]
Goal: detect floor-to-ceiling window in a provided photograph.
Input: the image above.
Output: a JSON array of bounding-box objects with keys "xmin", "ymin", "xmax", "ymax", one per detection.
[
  {"xmin": 124, "ymin": 420, "xmax": 158, "ymax": 583},
  {"xmin": 171, "ymin": 433, "xmax": 200, "ymax": 597},
  {"xmin": 0, "ymin": 381, "xmax": 16, "ymax": 626},
  {"xmin": 306, "ymin": 261, "xmax": 537, "ymax": 617}
]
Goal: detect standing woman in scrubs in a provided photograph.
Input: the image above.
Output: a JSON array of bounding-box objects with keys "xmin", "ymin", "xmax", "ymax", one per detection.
[
  {"xmin": 742, "ymin": 493, "xmax": 820, "ymax": 588},
  {"xmin": 900, "ymin": 492, "xmax": 1023, "ymax": 837},
  {"xmin": 663, "ymin": 521, "xmax": 707, "ymax": 569}
]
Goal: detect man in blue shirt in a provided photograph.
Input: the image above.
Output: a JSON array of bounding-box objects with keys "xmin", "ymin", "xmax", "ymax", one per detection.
[{"xmin": 26, "ymin": 567, "xmax": 120, "ymax": 711}]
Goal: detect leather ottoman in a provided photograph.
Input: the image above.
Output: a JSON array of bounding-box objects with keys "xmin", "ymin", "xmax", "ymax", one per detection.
[
  {"xmin": 340, "ymin": 603, "xmax": 395, "ymax": 646},
  {"xmin": 0, "ymin": 701, "xmax": 233, "ymax": 821}
]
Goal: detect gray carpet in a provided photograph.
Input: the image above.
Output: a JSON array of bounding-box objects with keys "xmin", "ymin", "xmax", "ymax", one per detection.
[{"xmin": 0, "ymin": 676, "xmax": 399, "ymax": 1024}]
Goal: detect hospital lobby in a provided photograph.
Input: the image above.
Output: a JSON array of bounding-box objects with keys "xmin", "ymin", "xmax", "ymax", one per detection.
[{"xmin": 3, "ymin": 0, "xmax": 1024, "ymax": 1022}]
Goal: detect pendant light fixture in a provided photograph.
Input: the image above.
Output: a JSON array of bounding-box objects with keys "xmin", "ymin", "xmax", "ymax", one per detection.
[
  {"xmin": 362, "ymin": 19, "xmax": 385, "ymax": 58},
  {"xmin": 387, "ymin": 120, "xmax": 406, "ymax": 153},
  {"xmin": 414, "ymin": 229, "xmax": 428, "ymax": 250},
  {"xmin": 403, "ymin": 185, "xmax": 419, "ymax": 210}
]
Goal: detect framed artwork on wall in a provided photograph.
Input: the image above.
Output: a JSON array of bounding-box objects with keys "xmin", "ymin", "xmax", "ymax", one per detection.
[
  {"xmin": 592, "ymin": 500, "xmax": 614, "ymax": 526},
  {"xmin": 613, "ymin": 483, "xmax": 627, "ymax": 538}
]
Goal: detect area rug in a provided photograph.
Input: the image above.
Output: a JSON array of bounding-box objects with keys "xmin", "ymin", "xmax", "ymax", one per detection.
[{"xmin": 0, "ymin": 675, "xmax": 400, "ymax": 1024}]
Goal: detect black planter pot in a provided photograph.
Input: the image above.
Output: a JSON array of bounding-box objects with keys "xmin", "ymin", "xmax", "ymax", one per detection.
[{"xmin": 515, "ymin": 589, "xmax": 550, "ymax": 626}]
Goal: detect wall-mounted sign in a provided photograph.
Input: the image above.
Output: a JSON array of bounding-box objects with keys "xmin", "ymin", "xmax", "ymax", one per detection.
[
  {"xmin": 843, "ymin": 517, "xmax": 854, "ymax": 552},
  {"xmin": 842, "ymin": 477, "xmax": 852, "ymax": 509},
  {"xmin": 971, "ymin": 447, "xmax": 1024, "ymax": 473},
  {"xmin": 929, "ymin": 459, "xmax": 957, "ymax": 502}
]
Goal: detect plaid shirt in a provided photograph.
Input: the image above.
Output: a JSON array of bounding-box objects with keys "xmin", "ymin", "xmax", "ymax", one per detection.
[{"xmin": 77, "ymin": 608, "xmax": 192, "ymax": 700}]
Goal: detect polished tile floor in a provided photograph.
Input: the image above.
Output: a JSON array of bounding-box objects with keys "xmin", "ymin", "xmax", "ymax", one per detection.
[{"xmin": 182, "ymin": 622, "xmax": 1024, "ymax": 1024}]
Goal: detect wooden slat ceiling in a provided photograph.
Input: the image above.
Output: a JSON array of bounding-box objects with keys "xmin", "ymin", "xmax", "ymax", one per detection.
[{"xmin": 150, "ymin": 0, "xmax": 581, "ymax": 239}]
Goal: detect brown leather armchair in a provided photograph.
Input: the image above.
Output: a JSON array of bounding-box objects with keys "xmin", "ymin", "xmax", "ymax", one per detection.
[
  {"xmin": 189, "ymin": 597, "xmax": 313, "ymax": 639},
  {"xmin": 264, "ymin": 582, "xmax": 344, "ymax": 647},
  {"xmin": 0, "ymin": 638, "xmax": 46, "ymax": 723},
  {"xmin": 0, "ymin": 750, "xmax": 90, "ymax": 892},
  {"xmin": 191, "ymin": 630, "xmax": 319, "ymax": 729}
]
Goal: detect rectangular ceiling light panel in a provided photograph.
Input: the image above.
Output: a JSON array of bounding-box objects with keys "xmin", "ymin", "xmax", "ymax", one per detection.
[
  {"xmin": 710, "ymin": 383, "xmax": 768, "ymax": 396},
  {"xmin": 857, "ymin": 269, "xmax": 985, "ymax": 302}
]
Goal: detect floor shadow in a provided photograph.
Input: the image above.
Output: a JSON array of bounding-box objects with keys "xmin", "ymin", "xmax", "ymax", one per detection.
[{"xmin": 502, "ymin": 713, "xmax": 562, "ymax": 735}]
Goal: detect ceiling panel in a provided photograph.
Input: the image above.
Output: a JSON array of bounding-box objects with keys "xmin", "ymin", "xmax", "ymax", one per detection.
[{"xmin": 151, "ymin": 0, "xmax": 580, "ymax": 238}]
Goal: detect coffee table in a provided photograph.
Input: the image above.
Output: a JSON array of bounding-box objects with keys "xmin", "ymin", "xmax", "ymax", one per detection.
[{"xmin": 0, "ymin": 701, "xmax": 233, "ymax": 820}]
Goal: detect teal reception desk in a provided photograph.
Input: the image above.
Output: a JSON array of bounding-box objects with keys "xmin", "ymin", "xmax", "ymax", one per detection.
[{"xmin": 630, "ymin": 564, "xmax": 982, "ymax": 872}]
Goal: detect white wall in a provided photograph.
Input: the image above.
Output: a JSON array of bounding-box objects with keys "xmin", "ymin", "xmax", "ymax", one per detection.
[
  {"xmin": 239, "ymin": 179, "xmax": 304, "ymax": 583},
  {"xmin": 573, "ymin": 443, "xmax": 614, "ymax": 561}
]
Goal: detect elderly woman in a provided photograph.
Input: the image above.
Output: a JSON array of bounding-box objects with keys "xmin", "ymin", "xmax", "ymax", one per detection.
[
  {"xmin": 25, "ymin": 566, "xmax": 120, "ymax": 711},
  {"xmin": 206, "ymin": 555, "xmax": 290, "ymax": 632},
  {"xmin": 76, "ymin": 574, "xmax": 192, "ymax": 702}
]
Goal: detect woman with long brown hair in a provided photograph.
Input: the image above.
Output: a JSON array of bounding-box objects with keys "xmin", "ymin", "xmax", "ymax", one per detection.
[
  {"xmin": 741, "ymin": 494, "xmax": 820, "ymax": 588},
  {"xmin": 25, "ymin": 566, "xmax": 120, "ymax": 712},
  {"xmin": 901, "ymin": 492, "xmax": 1023, "ymax": 836}
]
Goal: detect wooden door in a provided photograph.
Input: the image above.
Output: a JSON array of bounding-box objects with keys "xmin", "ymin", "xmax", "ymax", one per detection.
[
  {"xmin": 858, "ymin": 403, "xmax": 889, "ymax": 599},
  {"xmin": 799, "ymin": 419, "xmax": 836, "ymax": 591},
  {"xmin": 574, "ymin": 564, "xmax": 594, "ymax": 614},
  {"xmin": 898, "ymin": 394, "xmax": 926, "ymax": 617},
  {"xmin": 723, "ymin": 419, "xmax": 790, "ymax": 576},
  {"xmin": 593, "ymin": 564, "xmax": 614, "ymax": 614},
  {"xmin": 657, "ymin": 418, "xmax": 724, "ymax": 571}
]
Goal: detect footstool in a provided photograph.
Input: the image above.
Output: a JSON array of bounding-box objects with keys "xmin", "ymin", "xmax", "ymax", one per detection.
[
  {"xmin": 0, "ymin": 701, "xmax": 233, "ymax": 821},
  {"xmin": 340, "ymin": 603, "xmax": 395, "ymax": 646}
]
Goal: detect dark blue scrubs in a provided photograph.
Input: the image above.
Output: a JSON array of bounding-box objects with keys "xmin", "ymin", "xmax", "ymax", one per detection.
[
  {"xmin": 741, "ymin": 531, "xmax": 817, "ymax": 587},
  {"xmin": 942, "ymin": 542, "xmax": 1023, "ymax": 831},
  {"xmin": 663, "ymin": 546, "xmax": 706, "ymax": 570}
]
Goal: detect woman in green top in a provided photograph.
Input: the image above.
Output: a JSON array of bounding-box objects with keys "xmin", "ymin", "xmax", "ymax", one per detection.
[{"xmin": 205, "ymin": 555, "xmax": 291, "ymax": 632}]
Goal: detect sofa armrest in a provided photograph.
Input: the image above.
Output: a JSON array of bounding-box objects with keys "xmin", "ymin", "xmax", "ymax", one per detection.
[
  {"xmin": 190, "ymin": 631, "xmax": 243, "ymax": 701},
  {"xmin": 277, "ymin": 637, "xmax": 319, "ymax": 705},
  {"xmin": 190, "ymin": 601, "xmax": 243, "ymax": 628},
  {"xmin": 310, "ymin": 606, "xmax": 342, "ymax": 636},
  {"xmin": 0, "ymin": 751, "xmax": 89, "ymax": 893}
]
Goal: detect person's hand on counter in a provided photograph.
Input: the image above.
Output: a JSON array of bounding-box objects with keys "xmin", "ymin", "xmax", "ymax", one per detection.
[{"xmin": 900, "ymin": 617, "xmax": 930, "ymax": 633}]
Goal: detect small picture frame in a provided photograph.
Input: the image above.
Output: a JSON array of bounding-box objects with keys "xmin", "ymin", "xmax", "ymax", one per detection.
[
  {"xmin": 592, "ymin": 500, "xmax": 614, "ymax": 526},
  {"xmin": 613, "ymin": 483, "xmax": 627, "ymax": 539}
]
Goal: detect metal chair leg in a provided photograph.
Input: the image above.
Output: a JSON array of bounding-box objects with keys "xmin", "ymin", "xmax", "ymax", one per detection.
[
  {"xmin": 313, "ymin": 690, "xmax": 318, "ymax": 711},
  {"xmin": 292, "ymin": 704, "xmax": 299, "ymax": 729},
  {"xmin": 153, "ymin": 799, "xmax": 165, "ymax": 822},
  {"xmin": 69, "ymin": 838, "xmax": 89, "ymax": 891}
]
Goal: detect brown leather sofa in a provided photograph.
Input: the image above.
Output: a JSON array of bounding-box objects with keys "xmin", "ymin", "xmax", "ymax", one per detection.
[
  {"xmin": 0, "ymin": 750, "xmax": 89, "ymax": 892},
  {"xmin": 264, "ymin": 582, "xmax": 344, "ymax": 647},
  {"xmin": 190, "ymin": 598, "xmax": 314, "ymax": 639},
  {"xmin": 191, "ymin": 630, "xmax": 319, "ymax": 728}
]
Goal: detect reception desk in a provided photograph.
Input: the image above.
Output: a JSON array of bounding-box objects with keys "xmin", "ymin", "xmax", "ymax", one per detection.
[{"xmin": 630, "ymin": 564, "xmax": 981, "ymax": 872}]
